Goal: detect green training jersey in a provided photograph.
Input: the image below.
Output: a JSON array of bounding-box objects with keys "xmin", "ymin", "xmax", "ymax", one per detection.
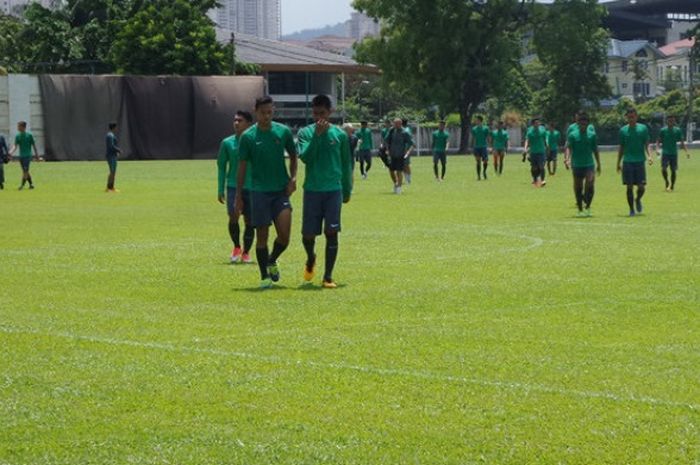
[
  {"xmin": 217, "ymin": 134, "xmax": 252, "ymax": 196},
  {"xmin": 568, "ymin": 123, "xmax": 597, "ymax": 137},
  {"xmin": 357, "ymin": 127, "xmax": 374, "ymax": 151},
  {"xmin": 432, "ymin": 130, "xmax": 449, "ymax": 152},
  {"xmin": 15, "ymin": 132, "xmax": 35, "ymax": 158},
  {"xmin": 658, "ymin": 126, "xmax": 683, "ymax": 156},
  {"xmin": 491, "ymin": 129, "xmax": 509, "ymax": 150},
  {"xmin": 238, "ymin": 122, "xmax": 297, "ymax": 192},
  {"xmin": 471, "ymin": 124, "xmax": 490, "ymax": 148},
  {"xmin": 567, "ymin": 126, "xmax": 597, "ymax": 168},
  {"xmin": 619, "ymin": 123, "xmax": 650, "ymax": 163},
  {"xmin": 297, "ymin": 124, "xmax": 353, "ymax": 198},
  {"xmin": 526, "ymin": 126, "xmax": 547, "ymax": 154},
  {"xmin": 381, "ymin": 127, "xmax": 390, "ymax": 141},
  {"xmin": 547, "ymin": 129, "xmax": 561, "ymax": 149}
]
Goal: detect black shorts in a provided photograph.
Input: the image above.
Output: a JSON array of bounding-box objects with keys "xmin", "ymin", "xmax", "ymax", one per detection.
[
  {"xmin": 433, "ymin": 151, "xmax": 446, "ymax": 163},
  {"xmin": 530, "ymin": 153, "xmax": 545, "ymax": 168},
  {"xmin": 474, "ymin": 146, "xmax": 488, "ymax": 161},
  {"xmin": 302, "ymin": 190, "xmax": 342, "ymax": 236},
  {"xmin": 390, "ymin": 157, "xmax": 405, "ymax": 171},
  {"xmin": 358, "ymin": 149, "xmax": 372, "ymax": 162},
  {"xmin": 622, "ymin": 162, "xmax": 646, "ymax": 185},
  {"xmin": 250, "ymin": 191, "xmax": 292, "ymax": 227},
  {"xmin": 226, "ymin": 187, "xmax": 251, "ymax": 219},
  {"xmin": 572, "ymin": 166, "xmax": 595, "ymax": 178},
  {"xmin": 547, "ymin": 149, "xmax": 558, "ymax": 162},
  {"xmin": 662, "ymin": 154, "xmax": 678, "ymax": 171},
  {"xmin": 20, "ymin": 158, "xmax": 31, "ymax": 171}
]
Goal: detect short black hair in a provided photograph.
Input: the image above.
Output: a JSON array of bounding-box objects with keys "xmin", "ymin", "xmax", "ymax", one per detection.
[
  {"xmin": 361, "ymin": 121, "xmax": 368, "ymax": 125},
  {"xmin": 311, "ymin": 94, "xmax": 332, "ymax": 110},
  {"xmin": 255, "ymin": 96, "xmax": 274, "ymax": 109},
  {"xmin": 439, "ymin": 120, "xmax": 446, "ymax": 124},
  {"xmin": 402, "ymin": 119, "xmax": 408, "ymax": 126},
  {"xmin": 532, "ymin": 117, "xmax": 541, "ymax": 122},
  {"xmin": 18, "ymin": 121, "xmax": 27, "ymax": 127},
  {"xmin": 108, "ymin": 122, "xmax": 117, "ymax": 130},
  {"xmin": 625, "ymin": 107, "xmax": 637, "ymax": 115},
  {"xmin": 577, "ymin": 112, "xmax": 589, "ymax": 121},
  {"xmin": 236, "ymin": 110, "xmax": 253, "ymax": 123},
  {"xmin": 476, "ymin": 116, "xmax": 483, "ymax": 121}
]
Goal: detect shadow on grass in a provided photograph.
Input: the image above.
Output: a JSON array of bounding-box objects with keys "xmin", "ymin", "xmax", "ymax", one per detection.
[{"xmin": 235, "ymin": 285, "xmax": 291, "ymax": 293}]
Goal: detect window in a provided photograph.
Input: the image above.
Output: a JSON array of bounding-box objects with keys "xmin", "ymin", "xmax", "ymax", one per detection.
[
  {"xmin": 633, "ymin": 82, "xmax": 651, "ymax": 96},
  {"xmin": 622, "ymin": 60, "xmax": 628, "ymax": 72},
  {"xmin": 605, "ymin": 63, "xmax": 610, "ymax": 73},
  {"xmin": 635, "ymin": 49, "xmax": 648, "ymax": 58}
]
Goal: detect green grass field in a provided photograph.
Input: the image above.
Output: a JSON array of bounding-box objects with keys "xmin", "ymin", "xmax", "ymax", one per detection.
[{"xmin": 1, "ymin": 153, "xmax": 699, "ymax": 464}]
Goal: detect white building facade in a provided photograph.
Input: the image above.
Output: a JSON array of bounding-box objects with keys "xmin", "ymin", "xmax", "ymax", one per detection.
[{"xmin": 209, "ymin": 0, "xmax": 281, "ymax": 41}]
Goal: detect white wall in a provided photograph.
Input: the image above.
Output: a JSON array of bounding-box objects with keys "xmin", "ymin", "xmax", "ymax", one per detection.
[{"xmin": 0, "ymin": 74, "xmax": 45, "ymax": 154}]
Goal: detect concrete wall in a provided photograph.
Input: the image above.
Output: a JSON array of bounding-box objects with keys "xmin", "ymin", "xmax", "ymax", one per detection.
[{"xmin": 0, "ymin": 75, "xmax": 45, "ymax": 154}]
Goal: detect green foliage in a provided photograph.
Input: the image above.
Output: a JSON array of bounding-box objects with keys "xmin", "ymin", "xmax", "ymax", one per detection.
[{"xmin": 0, "ymin": 14, "xmax": 23, "ymax": 72}]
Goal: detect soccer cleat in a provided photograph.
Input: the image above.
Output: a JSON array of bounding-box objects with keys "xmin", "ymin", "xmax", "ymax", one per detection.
[
  {"xmin": 303, "ymin": 260, "xmax": 316, "ymax": 282},
  {"xmin": 629, "ymin": 210, "xmax": 636, "ymax": 217},
  {"xmin": 230, "ymin": 246, "xmax": 242, "ymax": 263},
  {"xmin": 540, "ymin": 180, "xmax": 546, "ymax": 187},
  {"xmin": 322, "ymin": 279, "xmax": 338, "ymax": 289},
  {"xmin": 405, "ymin": 174, "xmax": 411, "ymax": 184},
  {"xmin": 18, "ymin": 185, "xmax": 23, "ymax": 190},
  {"xmin": 635, "ymin": 198, "xmax": 643, "ymax": 214},
  {"xmin": 260, "ymin": 278, "xmax": 273, "ymax": 289},
  {"xmin": 395, "ymin": 186, "xmax": 402, "ymax": 195},
  {"xmin": 585, "ymin": 208, "xmax": 592, "ymax": 217},
  {"xmin": 362, "ymin": 173, "xmax": 367, "ymax": 180},
  {"xmin": 268, "ymin": 263, "xmax": 280, "ymax": 282},
  {"xmin": 241, "ymin": 252, "xmax": 252, "ymax": 264},
  {"xmin": 576, "ymin": 210, "xmax": 587, "ymax": 218}
]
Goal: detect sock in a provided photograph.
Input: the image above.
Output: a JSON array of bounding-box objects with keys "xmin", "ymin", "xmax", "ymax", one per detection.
[
  {"xmin": 441, "ymin": 161, "xmax": 446, "ymax": 179},
  {"xmin": 575, "ymin": 188, "xmax": 584, "ymax": 211},
  {"xmin": 21, "ymin": 178, "xmax": 26, "ymax": 187},
  {"xmin": 268, "ymin": 240, "xmax": 287, "ymax": 264},
  {"xmin": 243, "ymin": 225, "xmax": 255, "ymax": 253},
  {"xmin": 476, "ymin": 163, "xmax": 481, "ymax": 179},
  {"xmin": 671, "ymin": 171, "xmax": 677, "ymax": 189},
  {"xmin": 433, "ymin": 163, "xmax": 438, "ymax": 178},
  {"xmin": 662, "ymin": 169, "xmax": 669, "ymax": 188},
  {"xmin": 483, "ymin": 162, "xmax": 488, "ymax": 178},
  {"xmin": 366, "ymin": 159, "xmax": 371, "ymax": 173},
  {"xmin": 302, "ymin": 237, "xmax": 316, "ymax": 268},
  {"xmin": 229, "ymin": 221, "xmax": 241, "ymax": 248},
  {"xmin": 637, "ymin": 185, "xmax": 645, "ymax": 202},
  {"xmin": 499, "ymin": 160, "xmax": 504, "ymax": 174},
  {"xmin": 585, "ymin": 185, "xmax": 595, "ymax": 209},
  {"xmin": 540, "ymin": 168, "xmax": 546, "ymax": 182},
  {"xmin": 324, "ymin": 234, "xmax": 339, "ymax": 282},
  {"xmin": 360, "ymin": 160, "xmax": 365, "ymax": 176},
  {"xmin": 626, "ymin": 187, "xmax": 635, "ymax": 211},
  {"xmin": 27, "ymin": 175, "xmax": 33, "ymax": 186},
  {"xmin": 256, "ymin": 247, "xmax": 269, "ymax": 279}
]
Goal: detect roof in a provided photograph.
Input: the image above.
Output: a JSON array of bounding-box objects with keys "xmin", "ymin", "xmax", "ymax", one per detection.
[
  {"xmin": 659, "ymin": 38, "xmax": 695, "ymax": 57},
  {"xmin": 605, "ymin": 0, "xmax": 700, "ymax": 15},
  {"xmin": 224, "ymin": 31, "xmax": 378, "ymax": 74},
  {"xmin": 608, "ymin": 39, "xmax": 665, "ymax": 59}
]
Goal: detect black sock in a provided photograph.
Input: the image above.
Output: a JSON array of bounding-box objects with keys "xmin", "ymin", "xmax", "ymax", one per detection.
[
  {"xmin": 476, "ymin": 163, "xmax": 481, "ymax": 179},
  {"xmin": 360, "ymin": 160, "xmax": 365, "ymax": 176},
  {"xmin": 366, "ymin": 159, "xmax": 371, "ymax": 173},
  {"xmin": 441, "ymin": 161, "xmax": 446, "ymax": 179},
  {"xmin": 637, "ymin": 186, "xmax": 645, "ymax": 202},
  {"xmin": 27, "ymin": 175, "xmax": 33, "ymax": 186},
  {"xmin": 269, "ymin": 240, "xmax": 287, "ymax": 264},
  {"xmin": 256, "ymin": 247, "xmax": 269, "ymax": 279},
  {"xmin": 499, "ymin": 160, "xmax": 504, "ymax": 174},
  {"xmin": 540, "ymin": 168, "xmax": 546, "ymax": 181},
  {"xmin": 531, "ymin": 167, "xmax": 538, "ymax": 182},
  {"xmin": 662, "ymin": 169, "xmax": 669, "ymax": 188},
  {"xmin": 302, "ymin": 237, "xmax": 316, "ymax": 268},
  {"xmin": 229, "ymin": 222, "xmax": 241, "ymax": 248},
  {"xmin": 671, "ymin": 171, "xmax": 677, "ymax": 189},
  {"xmin": 575, "ymin": 188, "xmax": 584, "ymax": 211},
  {"xmin": 483, "ymin": 162, "xmax": 488, "ymax": 178},
  {"xmin": 433, "ymin": 163, "xmax": 438, "ymax": 178},
  {"xmin": 243, "ymin": 225, "xmax": 254, "ymax": 253},
  {"xmin": 626, "ymin": 187, "xmax": 635, "ymax": 211},
  {"xmin": 324, "ymin": 234, "xmax": 338, "ymax": 282},
  {"xmin": 585, "ymin": 185, "xmax": 595, "ymax": 209},
  {"xmin": 21, "ymin": 178, "xmax": 26, "ymax": 187}
]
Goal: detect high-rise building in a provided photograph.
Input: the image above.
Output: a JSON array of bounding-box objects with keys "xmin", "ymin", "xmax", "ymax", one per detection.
[
  {"xmin": 209, "ymin": 0, "xmax": 281, "ymax": 41},
  {"xmin": 1, "ymin": 0, "xmax": 59, "ymax": 15},
  {"xmin": 346, "ymin": 12, "xmax": 380, "ymax": 41}
]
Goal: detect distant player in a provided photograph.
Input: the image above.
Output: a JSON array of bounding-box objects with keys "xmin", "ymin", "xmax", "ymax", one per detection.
[
  {"xmin": 491, "ymin": 121, "xmax": 509, "ymax": 175},
  {"xmin": 8, "ymin": 121, "xmax": 40, "ymax": 190},
  {"xmin": 546, "ymin": 122, "xmax": 561, "ymax": 176},
  {"xmin": 235, "ymin": 96, "xmax": 298, "ymax": 288},
  {"xmin": 617, "ymin": 108, "xmax": 653, "ymax": 217},
  {"xmin": 401, "ymin": 119, "xmax": 414, "ymax": 184},
  {"xmin": 656, "ymin": 115, "xmax": 689, "ymax": 192},
  {"xmin": 217, "ymin": 111, "xmax": 254, "ymax": 264},
  {"xmin": 343, "ymin": 123, "xmax": 359, "ymax": 172},
  {"xmin": 565, "ymin": 112, "xmax": 601, "ymax": 217},
  {"xmin": 384, "ymin": 118, "xmax": 413, "ymax": 194},
  {"xmin": 471, "ymin": 116, "xmax": 490, "ymax": 180},
  {"xmin": 296, "ymin": 95, "xmax": 353, "ymax": 288},
  {"xmin": 105, "ymin": 122, "xmax": 121, "ymax": 192},
  {"xmin": 523, "ymin": 117, "xmax": 548, "ymax": 187},
  {"xmin": 0, "ymin": 133, "xmax": 8, "ymax": 190},
  {"xmin": 431, "ymin": 120, "xmax": 449, "ymax": 181},
  {"xmin": 357, "ymin": 121, "xmax": 374, "ymax": 179}
]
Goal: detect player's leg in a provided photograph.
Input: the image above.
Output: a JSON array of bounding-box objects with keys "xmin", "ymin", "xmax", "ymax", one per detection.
[
  {"xmin": 267, "ymin": 195, "xmax": 293, "ymax": 281},
  {"xmin": 661, "ymin": 156, "xmax": 670, "ymax": 190},
  {"xmin": 225, "ymin": 187, "xmax": 242, "ymax": 262},
  {"xmin": 365, "ymin": 152, "xmax": 372, "ymax": 174},
  {"xmin": 0, "ymin": 161, "xmax": 4, "ymax": 189},
  {"xmin": 433, "ymin": 154, "xmax": 439, "ymax": 180},
  {"xmin": 359, "ymin": 152, "xmax": 366, "ymax": 178},
  {"xmin": 584, "ymin": 169, "xmax": 595, "ymax": 213},
  {"xmin": 474, "ymin": 154, "xmax": 482, "ymax": 180},
  {"xmin": 670, "ymin": 156, "xmax": 678, "ymax": 190},
  {"xmin": 403, "ymin": 158, "xmax": 411, "ymax": 184},
  {"xmin": 482, "ymin": 151, "xmax": 488, "ymax": 179},
  {"xmin": 302, "ymin": 191, "xmax": 321, "ymax": 282},
  {"xmin": 241, "ymin": 190, "xmax": 254, "ymax": 262},
  {"xmin": 321, "ymin": 191, "xmax": 342, "ymax": 287},
  {"xmin": 441, "ymin": 153, "xmax": 447, "ymax": 180},
  {"xmin": 573, "ymin": 174, "xmax": 584, "ymax": 212},
  {"xmin": 255, "ymin": 225, "xmax": 270, "ymax": 281},
  {"xmin": 530, "ymin": 157, "xmax": 538, "ymax": 185}
]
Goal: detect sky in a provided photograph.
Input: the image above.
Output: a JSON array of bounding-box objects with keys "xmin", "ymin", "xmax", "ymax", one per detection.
[{"xmin": 281, "ymin": 0, "xmax": 355, "ymax": 35}]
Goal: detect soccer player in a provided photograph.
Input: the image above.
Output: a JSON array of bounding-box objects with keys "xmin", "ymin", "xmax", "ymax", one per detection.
[
  {"xmin": 235, "ymin": 96, "xmax": 298, "ymax": 288},
  {"xmin": 384, "ymin": 118, "xmax": 413, "ymax": 194},
  {"xmin": 523, "ymin": 117, "xmax": 548, "ymax": 187},
  {"xmin": 105, "ymin": 122, "xmax": 121, "ymax": 192},
  {"xmin": 546, "ymin": 122, "xmax": 561, "ymax": 176},
  {"xmin": 617, "ymin": 108, "xmax": 653, "ymax": 217},
  {"xmin": 343, "ymin": 123, "xmax": 359, "ymax": 173},
  {"xmin": 217, "ymin": 111, "xmax": 254, "ymax": 264},
  {"xmin": 656, "ymin": 115, "xmax": 689, "ymax": 192},
  {"xmin": 297, "ymin": 95, "xmax": 353, "ymax": 288},
  {"xmin": 401, "ymin": 119, "xmax": 414, "ymax": 184},
  {"xmin": 356, "ymin": 121, "xmax": 373, "ymax": 179},
  {"xmin": 471, "ymin": 116, "xmax": 490, "ymax": 180},
  {"xmin": 491, "ymin": 121, "xmax": 509, "ymax": 176},
  {"xmin": 565, "ymin": 113, "xmax": 601, "ymax": 217},
  {"xmin": 8, "ymin": 121, "xmax": 40, "ymax": 190},
  {"xmin": 432, "ymin": 120, "xmax": 449, "ymax": 181},
  {"xmin": 0, "ymin": 133, "xmax": 8, "ymax": 190}
]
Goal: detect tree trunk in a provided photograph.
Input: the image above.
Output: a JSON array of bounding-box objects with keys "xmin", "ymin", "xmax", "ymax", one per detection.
[{"xmin": 459, "ymin": 103, "xmax": 473, "ymax": 153}]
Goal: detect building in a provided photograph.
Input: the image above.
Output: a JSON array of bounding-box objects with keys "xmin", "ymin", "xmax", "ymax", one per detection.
[
  {"xmin": 657, "ymin": 38, "xmax": 700, "ymax": 91},
  {"xmin": 1, "ymin": 0, "xmax": 58, "ymax": 15},
  {"xmin": 605, "ymin": 39, "xmax": 665, "ymax": 100},
  {"xmin": 209, "ymin": 0, "xmax": 281, "ymax": 41},
  {"xmin": 604, "ymin": 0, "xmax": 700, "ymax": 46},
  {"xmin": 346, "ymin": 11, "xmax": 380, "ymax": 41}
]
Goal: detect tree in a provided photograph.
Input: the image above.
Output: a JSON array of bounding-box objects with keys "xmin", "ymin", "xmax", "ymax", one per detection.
[
  {"xmin": 532, "ymin": 0, "xmax": 610, "ymax": 127},
  {"xmin": 0, "ymin": 14, "xmax": 24, "ymax": 72},
  {"xmin": 353, "ymin": 0, "xmax": 532, "ymax": 151},
  {"xmin": 110, "ymin": 0, "xmax": 226, "ymax": 75}
]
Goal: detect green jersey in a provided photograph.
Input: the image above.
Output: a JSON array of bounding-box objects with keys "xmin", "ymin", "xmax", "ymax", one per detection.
[
  {"xmin": 491, "ymin": 129, "xmax": 509, "ymax": 151},
  {"xmin": 238, "ymin": 122, "xmax": 297, "ymax": 192},
  {"xmin": 432, "ymin": 130, "xmax": 449, "ymax": 152},
  {"xmin": 546, "ymin": 129, "xmax": 561, "ymax": 149},
  {"xmin": 15, "ymin": 132, "xmax": 35, "ymax": 158},
  {"xmin": 381, "ymin": 127, "xmax": 390, "ymax": 141},
  {"xmin": 217, "ymin": 134, "xmax": 252, "ymax": 196},
  {"xmin": 357, "ymin": 127, "xmax": 374, "ymax": 151},
  {"xmin": 619, "ymin": 124, "xmax": 650, "ymax": 163},
  {"xmin": 526, "ymin": 126, "xmax": 547, "ymax": 154},
  {"xmin": 471, "ymin": 125, "xmax": 490, "ymax": 148},
  {"xmin": 658, "ymin": 126, "xmax": 683, "ymax": 156},
  {"xmin": 567, "ymin": 126, "xmax": 597, "ymax": 168},
  {"xmin": 297, "ymin": 124, "xmax": 353, "ymax": 198},
  {"xmin": 568, "ymin": 123, "xmax": 597, "ymax": 137}
]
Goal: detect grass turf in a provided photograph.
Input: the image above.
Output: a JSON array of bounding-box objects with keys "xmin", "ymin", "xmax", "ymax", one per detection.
[{"xmin": 0, "ymin": 154, "xmax": 698, "ymax": 464}]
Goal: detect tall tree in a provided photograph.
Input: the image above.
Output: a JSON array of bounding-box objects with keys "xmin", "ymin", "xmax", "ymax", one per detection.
[
  {"xmin": 0, "ymin": 14, "xmax": 24, "ymax": 72},
  {"xmin": 353, "ymin": 0, "xmax": 532, "ymax": 150},
  {"xmin": 532, "ymin": 0, "xmax": 610, "ymax": 126}
]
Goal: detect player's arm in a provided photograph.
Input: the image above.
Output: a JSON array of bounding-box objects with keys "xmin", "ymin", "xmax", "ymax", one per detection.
[
  {"xmin": 645, "ymin": 134, "xmax": 653, "ymax": 165},
  {"xmin": 296, "ymin": 126, "xmax": 320, "ymax": 163},
  {"xmin": 234, "ymin": 135, "xmax": 251, "ymax": 216},
  {"xmin": 593, "ymin": 135, "xmax": 601, "ymax": 174},
  {"xmin": 285, "ymin": 130, "xmax": 298, "ymax": 196},
  {"xmin": 340, "ymin": 133, "xmax": 352, "ymax": 203},
  {"xmin": 216, "ymin": 141, "xmax": 228, "ymax": 204},
  {"xmin": 522, "ymin": 137, "xmax": 529, "ymax": 162},
  {"xmin": 564, "ymin": 135, "xmax": 572, "ymax": 169},
  {"xmin": 680, "ymin": 136, "xmax": 690, "ymax": 158},
  {"xmin": 32, "ymin": 140, "xmax": 40, "ymax": 160},
  {"xmin": 616, "ymin": 144, "xmax": 624, "ymax": 173},
  {"xmin": 404, "ymin": 134, "xmax": 414, "ymax": 159}
]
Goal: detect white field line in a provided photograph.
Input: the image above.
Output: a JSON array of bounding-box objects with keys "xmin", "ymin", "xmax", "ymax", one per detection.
[{"xmin": 1, "ymin": 324, "xmax": 696, "ymax": 412}]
